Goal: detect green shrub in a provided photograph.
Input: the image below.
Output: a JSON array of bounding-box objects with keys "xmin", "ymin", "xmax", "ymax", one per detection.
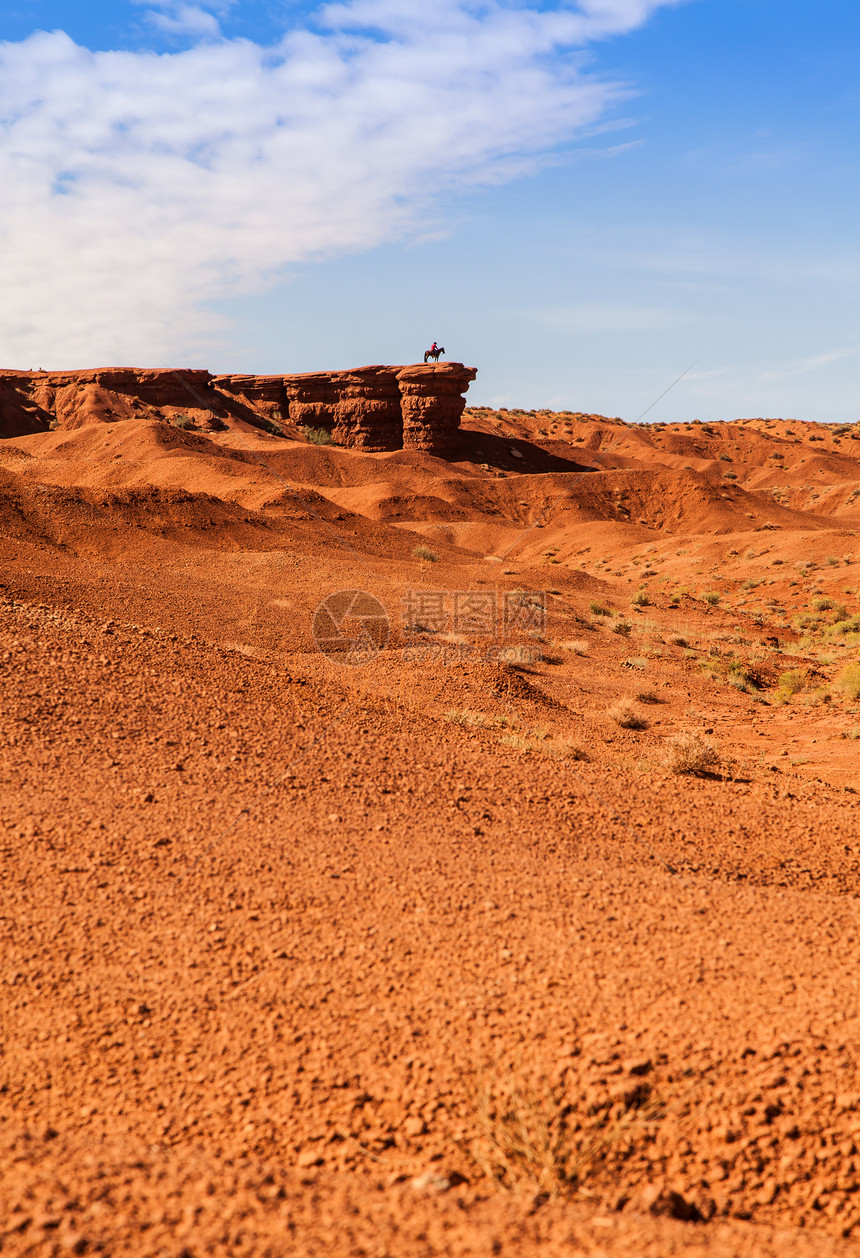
[
  {"xmin": 702, "ymin": 591, "xmax": 721, "ymax": 606},
  {"xmin": 836, "ymin": 664, "xmax": 860, "ymax": 701},
  {"xmin": 589, "ymin": 601, "xmax": 610, "ymax": 616},
  {"xmin": 298, "ymin": 424, "xmax": 331, "ymax": 444},
  {"xmin": 171, "ymin": 413, "xmax": 194, "ymax": 430},
  {"xmin": 778, "ymin": 669, "xmax": 807, "ymax": 698},
  {"xmin": 826, "ymin": 615, "xmax": 860, "ymax": 639},
  {"xmin": 251, "ymin": 416, "xmax": 283, "ymax": 436},
  {"xmin": 631, "ymin": 590, "xmax": 650, "ymax": 607}
]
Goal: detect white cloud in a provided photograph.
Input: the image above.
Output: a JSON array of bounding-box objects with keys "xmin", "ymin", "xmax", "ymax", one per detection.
[
  {"xmin": 759, "ymin": 344, "xmax": 860, "ymax": 381},
  {"xmin": 138, "ymin": 1, "xmax": 233, "ymax": 39},
  {"xmin": 0, "ymin": 0, "xmax": 683, "ymax": 366},
  {"xmin": 147, "ymin": 7, "xmax": 224, "ymax": 39}
]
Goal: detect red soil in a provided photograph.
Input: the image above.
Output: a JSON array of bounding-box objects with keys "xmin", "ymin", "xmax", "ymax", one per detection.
[{"xmin": 3, "ymin": 391, "xmax": 860, "ymax": 1255}]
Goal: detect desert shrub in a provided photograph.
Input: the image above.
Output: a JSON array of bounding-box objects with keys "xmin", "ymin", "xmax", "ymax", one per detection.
[
  {"xmin": 777, "ymin": 669, "xmax": 807, "ymax": 698},
  {"xmin": 836, "ymin": 664, "xmax": 860, "ymax": 701},
  {"xmin": 812, "ymin": 597, "xmax": 833, "ymax": 611},
  {"xmin": 170, "ymin": 413, "xmax": 194, "ymax": 430},
  {"xmin": 722, "ymin": 471, "xmax": 738, "ymax": 480},
  {"xmin": 612, "ymin": 620, "xmax": 633, "ymax": 637},
  {"xmin": 701, "ymin": 591, "xmax": 721, "ymax": 605},
  {"xmin": 826, "ymin": 614, "xmax": 860, "ymax": 638},
  {"xmin": 663, "ymin": 732, "xmax": 719, "ymax": 776},
  {"xmin": 589, "ymin": 601, "xmax": 610, "ymax": 616},
  {"xmin": 606, "ymin": 699, "xmax": 648, "ymax": 730},
  {"xmin": 631, "ymin": 590, "xmax": 650, "ymax": 607},
  {"xmin": 412, "ymin": 544, "xmax": 439, "ymax": 563},
  {"xmin": 668, "ymin": 634, "xmax": 688, "ymax": 647},
  {"xmin": 826, "ymin": 556, "xmax": 841, "ymax": 566},
  {"xmin": 298, "ymin": 424, "xmax": 331, "ymax": 444},
  {"xmin": 498, "ymin": 733, "xmax": 530, "ymax": 751},
  {"xmin": 634, "ymin": 688, "xmax": 660, "ymax": 703}
]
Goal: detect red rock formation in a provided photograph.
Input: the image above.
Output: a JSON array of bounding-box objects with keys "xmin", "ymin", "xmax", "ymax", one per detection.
[
  {"xmin": 214, "ymin": 363, "xmax": 476, "ymax": 453},
  {"xmin": 214, "ymin": 367, "xmax": 404, "ymax": 450},
  {"xmin": 0, "ymin": 373, "xmax": 53, "ymax": 438},
  {"xmin": 0, "ymin": 368, "xmax": 221, "ymax": 438},
  {"xmin": 212, "ymin": 375, "xmax": 286, "ymax": 423},
  {"xmin": 397, "ymin": 363, "xmax": 478, "ymax": 456},
  {"xmin": 1, "ymin": 363, "xmax": 477, "ymax": 454}
]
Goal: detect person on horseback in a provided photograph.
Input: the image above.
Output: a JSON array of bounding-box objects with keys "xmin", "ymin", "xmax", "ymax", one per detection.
[{"xmin": 424, "ymin": 341, "xmax": 445, "ymax": 362}]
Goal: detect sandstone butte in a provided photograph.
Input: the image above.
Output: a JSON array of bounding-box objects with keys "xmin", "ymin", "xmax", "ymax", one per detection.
[{"xmin": 0, "ymin": 363, "xmax": 478, "ymax": 454}]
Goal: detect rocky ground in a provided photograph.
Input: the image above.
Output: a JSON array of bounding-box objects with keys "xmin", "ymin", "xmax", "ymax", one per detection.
[{"xmin": 2, "ymin": 392, "xmax": 860, "ymax": 1254}]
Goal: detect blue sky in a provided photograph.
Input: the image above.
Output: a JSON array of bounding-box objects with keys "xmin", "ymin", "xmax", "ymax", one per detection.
[{"xmin": 1, "ymin": 0, "xmax": 858, "ymax": 420}]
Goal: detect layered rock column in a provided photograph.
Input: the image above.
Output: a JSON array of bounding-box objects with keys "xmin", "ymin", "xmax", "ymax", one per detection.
[
  {"xmin": 331, "ymin": 367, "xmax": 403, "ymax": 450},
  {"xmin": 281, "ymin": 373, "xmax": 339, "ymax": 435},
  {"xmin": 397, "ymin": 363, "xmax": 478, "ymax": 456}
]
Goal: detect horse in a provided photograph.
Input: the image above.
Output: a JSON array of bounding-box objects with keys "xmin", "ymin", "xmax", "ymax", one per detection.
[{"xmin": 424, "ymin": 345, "xmax": 445, "ymax": 363}]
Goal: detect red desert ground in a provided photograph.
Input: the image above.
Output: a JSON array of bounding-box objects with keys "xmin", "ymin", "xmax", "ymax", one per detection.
[{"xmin": 3, "ymin": 364, "xmax": 860, "ymax": 1256}]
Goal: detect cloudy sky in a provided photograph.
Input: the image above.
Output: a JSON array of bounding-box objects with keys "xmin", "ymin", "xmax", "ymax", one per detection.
[{"xmin": 0, "ymin": 0, "xmax": 858, "ymax": 419}]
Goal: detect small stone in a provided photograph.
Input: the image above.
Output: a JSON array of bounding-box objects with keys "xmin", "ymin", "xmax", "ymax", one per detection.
[{"xmin": 411, "ymin": 1171, "xmax": 451, "ymax": 1193}]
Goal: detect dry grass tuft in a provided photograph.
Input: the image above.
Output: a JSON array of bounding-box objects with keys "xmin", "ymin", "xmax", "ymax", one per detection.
[
  {"xmin": 552, "ymin": 740, "xmax": 591, "ymax": 762},
  {"xmin": 559, "ymin": 639, "xmax": 589, "ymax": 656},
  {"xmin": 466, "ymin": 1060, "xmax": 661, "ymax": 1198},
  {"xmin": 446, "ymin": 709, "xmax": 488, "ymax": 728},
  {"xmin": 606, "ymin": 699, "xmax": 649, "ymax": 730},
  {"xmin": 662, "ymin": 732, "xmax": 719, "ymax": 776}
]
